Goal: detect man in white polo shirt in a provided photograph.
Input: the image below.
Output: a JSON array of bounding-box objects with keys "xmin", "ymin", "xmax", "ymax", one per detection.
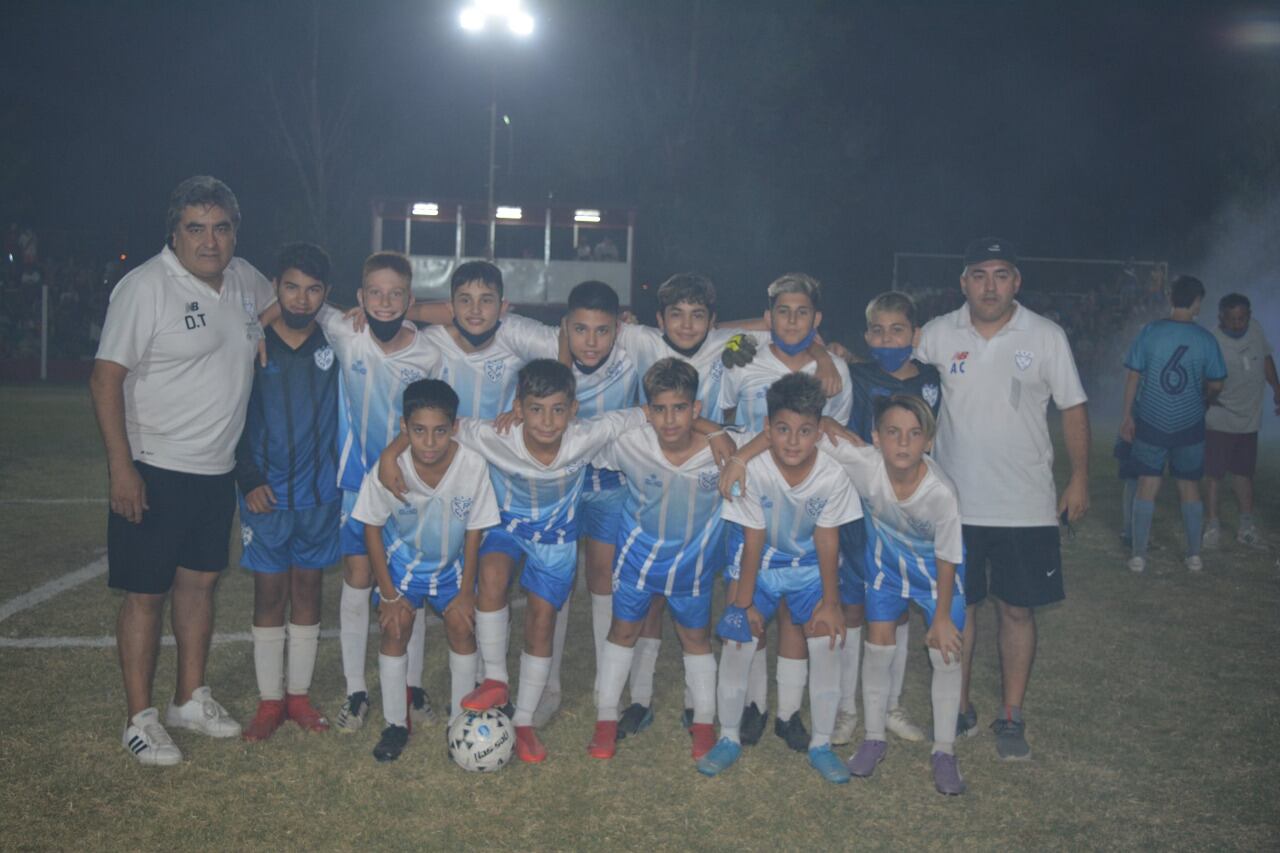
[
  {"xmin": 90, "ymin": 176, "xmax": 275, "ymax": 765},
  {"xmin": 916, "ymin": 238, "xmax": 1089, "ymax": 761}
]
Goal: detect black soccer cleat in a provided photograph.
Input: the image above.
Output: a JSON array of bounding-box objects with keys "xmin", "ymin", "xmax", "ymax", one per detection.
[
  {"xmin": 372, "ymin": 724, "xmax": 409, "ymax": 762},
  {"xmin": 740, "ymin": 702, "xmax": 767, "ymax": 746},
  {"xmin": 775, "ymin": 711, "xmax": 810, "ymax": 752}
]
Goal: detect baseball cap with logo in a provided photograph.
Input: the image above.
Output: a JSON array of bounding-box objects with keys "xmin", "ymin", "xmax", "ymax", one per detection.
[{"xmin": 963, "ymin": 237, "xmax": 1018, "ymax": 267}]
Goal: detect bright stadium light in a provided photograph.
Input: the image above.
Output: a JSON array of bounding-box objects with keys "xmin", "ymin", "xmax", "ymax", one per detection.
[
  {"xmin": 495, "ymin": 206, "xmax": 523, "ymax": 220},
  {"xmin": 574, "ymin": 209, "xmax": 601, "ymax": 223},
  {"xmin": 459, "ymin": 0, "xmax": 533, "ymax": 38},
  {"xmin": 411, "ymin": 202, "xmax": 440, "ymax": 216},
  {"xmin": 459, "ymin": 6, "xmax": 485, "ymax": 31}
]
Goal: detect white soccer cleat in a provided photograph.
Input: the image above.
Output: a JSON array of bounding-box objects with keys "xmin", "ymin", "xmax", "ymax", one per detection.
[
  {"xmin": 1236, "ymin": 525, "xmax": 1267, "ymax": 550},
  {"xmin": 122, "ymin": 708, "xmax": 182, "ymax": 766},
  {"xmin": 831, "ymin": 709, "xmax": 859, "ymax": 746},
  {"xmin": 1127, "ymin": 556, "xmax": 1146, "ymax": 574},
  {"xmin": 165, "ymin": 686, "xmax": 242, "ymax": 738},
  {"xmin": 1185, "ymin": 555, "xmax": 1203, "ymax": 573},
  {"xmin": 886, "ymin": 706, "xmax": 926, "ymax": 742}
]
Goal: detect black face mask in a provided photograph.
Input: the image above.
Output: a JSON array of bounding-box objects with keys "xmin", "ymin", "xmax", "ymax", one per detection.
[
  {"xmin": 280, "ymin": 305, "xmax": 319, "ymax": 330},
  {"xmin": 453, "ymin": 317, "xmax": 501, "ymax": 348},
  {"xmin": 366, "ymin": 311, "xmax": 404, "ymax": 343},
  {"xmin": 662, "ymin": 333, "xmax": 703, "ymax": 359}
]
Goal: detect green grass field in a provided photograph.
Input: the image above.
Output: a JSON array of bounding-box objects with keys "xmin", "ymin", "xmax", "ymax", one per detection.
[{"xmin": 1, "ymin": 384, "xmax": 1278, "ymax": 851}]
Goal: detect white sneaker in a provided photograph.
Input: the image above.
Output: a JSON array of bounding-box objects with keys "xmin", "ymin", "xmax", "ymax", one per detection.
[
  {"xmin": 1185, "ymin": 555, "xmax": 1203, "ymax": 573},
  {"xmin": 531, "ymin": 686, "xmax": 562, "ymax": 728},
  {"xmin": 165, "ymin": 686, "xmax": 241, "ymax": 738},
  {"xmin": 1128, "ymin": 556, "xmax": 1146, "ymax": 574},
  {"xmin": 122, "ymin": 708, "xmax": 182, "ymax": 766},
  {"xmin": 831, "ymin": 708, "xmax": 859, "ymax": 745},
  {"xmin": 1237, "ymin": 525, "xmax": 1267, "ymax": 550},
  {"xmin": 1202, "ymin": 522, "xmax": 1221, "ymax": 549},
  {"xmin": 886, "ymin": 705, "xmax": 926, "ymax": 742}
]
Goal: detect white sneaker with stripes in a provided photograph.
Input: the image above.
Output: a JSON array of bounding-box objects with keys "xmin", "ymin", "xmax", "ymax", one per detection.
[
  {"xmin": 165, "ymin": 686, "xmax": 241, "ymax": 738},
  {"xmin": 122, "ymin": 708, "xmax": 182, "ymax": 766}
]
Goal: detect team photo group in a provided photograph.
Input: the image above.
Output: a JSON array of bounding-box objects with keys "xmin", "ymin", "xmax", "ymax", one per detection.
[{"xmin": 93, "ymin": 174, "xmax": 1272, "ymax": 798}]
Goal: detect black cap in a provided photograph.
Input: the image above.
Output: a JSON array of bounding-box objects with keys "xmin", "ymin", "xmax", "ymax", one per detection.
[{"xmin": 963, "ymin": 237, "xmax": 1018, "ymax": 266}]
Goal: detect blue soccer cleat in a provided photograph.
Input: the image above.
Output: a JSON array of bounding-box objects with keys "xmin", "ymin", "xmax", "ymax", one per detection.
[
  {"xmin": 808, "ymin": 744, "xmax": 851, "ymax": 784},
  {"xmin": 696, "ymin": 737, "xmax": 742, "ymax": 777}
]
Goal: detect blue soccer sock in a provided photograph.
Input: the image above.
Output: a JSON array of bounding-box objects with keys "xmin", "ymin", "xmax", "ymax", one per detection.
[
  {"xmin": 1182, "ymin": 500, "xmax": 1204, "ymax": 557},
  {"xmin": 1132, "ymin": 498, "xmax": 1156, "ymax": 558},
  {"xmin": 1122, "ymin": 479, "xmax": 1138, "ymax": 539}
]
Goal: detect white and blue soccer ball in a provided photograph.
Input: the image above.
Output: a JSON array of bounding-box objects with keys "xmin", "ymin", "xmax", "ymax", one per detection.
[{"xmin": 447, "ymin": 708, "xmax": 514, "ymax": 772}]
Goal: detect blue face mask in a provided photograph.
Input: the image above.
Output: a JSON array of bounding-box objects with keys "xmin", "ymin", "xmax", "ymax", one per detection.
[
  {"xmin": 869, "ymin": 345, "xmax": 913, "ymax": 373},
  {"xmin": 1222, "ymin": 325, "xmax": 1247, "ymax": 340},
  {"xmin": 771, "ymin": 327, "xmax": 817, "ymax": 357}
]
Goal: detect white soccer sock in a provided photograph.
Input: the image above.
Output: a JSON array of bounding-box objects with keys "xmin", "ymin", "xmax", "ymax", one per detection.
[
  {"xmin": 590, "ymin": 592, "xmax": 613, "ymax": 690},
  {"xmin": 596, "ymin": 641, "xmax": 635, "ymax": 722},
  {"xmin": 339, "ymin": 582, "xmax": 370, "ymax": 696},
  {"xmin": 406, "ymin": 608, "xmax": 427, "ymax": 690},
  {"xmin": 861, "ymin": 643, "xmax": 895, "ymax": 741},
  {"xmin": 838, "ymin": 626, "xmax": 863, "ymax": 716},
  {"xmin": 548, "ymin": 594, "xmax": 571, "ymax": 694},
  {"xmin": 806, "ymin": 636, "xmax": 841, "ymax": 748},
  {"xmin": 716, "ymin": 638, "xmax": 757, "ymax": 743},
  {"xmin": 474, "ymin": 607, "xmax": 510, "ymax": 685},
  {"xmin": 684, "ymin": 653, "xmax": 717, "ymax": 725},
  {"xmin": 512, "ymin": 652, "xmax": 551, "ymax": 727},
  {"xmin": 448, "ymin": 650, "xmax": 479, "ymax": 721},
  {"xmin": 928, "ymin": 648, "xmax": 962, "ymax": 755},
  {"xmin": 285, "ymin": 622, "xmax": 320, "ymax": 696},
  {"xmin": 776, "ymin": 656, "xmax": 808, "ymax": 720},
  {"xmin": 888, "ymin": 621, "xmax": 910, "ymax": 709},
  {"xmin": 747, "ymin": 644, "xmax": 769, "ymax": 712},
  {"xmin": 628, "ymin": 637, "xmax": 661, "ymax": 707},
  {"xmin": 379, "ymin": 653, "xmax": 409, "ymax": 727},
  {"xmin": 252, "ymin": 625, "xmax": 286, "ymax": 701}
]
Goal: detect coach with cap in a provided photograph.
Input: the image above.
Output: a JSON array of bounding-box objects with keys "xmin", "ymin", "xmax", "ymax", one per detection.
[
  {"xmin": 90, "ymin": 176, "xmax": 275, "ymax": 765},
  {"xmin": 915, "ymin": 238, "xmax": 1089, "ymax": 761}
]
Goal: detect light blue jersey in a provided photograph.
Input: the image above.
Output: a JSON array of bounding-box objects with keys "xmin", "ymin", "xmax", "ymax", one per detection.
[
  {"xmin": 617, "ymin": 324, "xmax": 769, "ymax": 414},
  {"xmin": 1125, "ymin": 319, "xmax": 1226, "ymax": 445},
  {"xmin": 420, "ymin": 314, "xmax": 557, "ymax": 420},
  {"xmin": 716, "ymin": 345, "xmax": 853, "ymax": 432},
  {"xmin": 575, "ymin": 344, "xmax": 639, "ymax": 495}
]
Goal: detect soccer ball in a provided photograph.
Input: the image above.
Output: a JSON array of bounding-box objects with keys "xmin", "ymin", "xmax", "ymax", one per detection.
[{"xmin": 447, "ymin": 708, "xmax": 514, "ymax": 772}]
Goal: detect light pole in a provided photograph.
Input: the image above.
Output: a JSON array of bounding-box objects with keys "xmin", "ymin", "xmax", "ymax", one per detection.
[{"xmin": 459, "ymin": 1, "xmax": 534, "ymax": 259}]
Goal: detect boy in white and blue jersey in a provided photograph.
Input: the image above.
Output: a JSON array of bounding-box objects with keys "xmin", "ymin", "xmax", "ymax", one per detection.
[
  {"xmin": 586, "ymin": 359, "xmax": 730, "ymax": 762},
  {"xmin": 311, "ymin": 252, "xmax": 443, "ymax": 732},
  {"xmin": 352, "ymin": 380, "xmax": 500, "ymax": 763},
  {"xmin": 716, "ymin": 272, "xmax": 853, "ymax": 752},
  {"xmin": 1120, "ymin": 275, "xmax": 1226, "ymax": 573},
  {"xmin": 823, "ymin": 397, "xmax": 967, "ymax": 796},
  {"xmin": 699, "ymin": 373, "xmax": 862, "ymax": 783}
]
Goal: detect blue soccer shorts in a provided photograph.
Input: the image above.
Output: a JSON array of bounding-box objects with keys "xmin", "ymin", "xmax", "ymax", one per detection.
[
  {"xmin": 864, "ymin": 562, "xmax": 967, "ymax": 630},
  {"xmin": 612, "ymin": 573, "xmax": 712, "ymax": 629},
  {"xmin": 837, "ymin": 519, "xmax": 867, "ymax": 607},
  {"xmin": 239, "ymin": 496, "xmax": 340, "ymax": 573},
  {"xmin": 340, "ymin": 490, "xmax": 367, "ymax": 557},
  {"xmin": 480, "ymin": 527, "xmax": 578, "ymax": 609},
  {"xmin": 752, "ymin": 565, "xmax": 824, "ymax": 625},
  {"xmin": 1131, "ymin": 437, "xmax": 1204, "ymax": 481},
  {"xmin": 371, "ymin": 551, "xmax": 462, "ymax": 615},
  {"xmin": 580, "ymin": 484, "xmax": 627, "ymax": 544}
]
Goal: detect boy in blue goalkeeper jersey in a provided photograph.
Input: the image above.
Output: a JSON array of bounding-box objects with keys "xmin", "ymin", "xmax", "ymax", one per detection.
[
  {"xmin": 235, "ymin": 243, "xmax": 339, "ymax": 742},
  {"xmin": 1120, "ymin": 275, "xmax": 1226, "ymax": 574}
]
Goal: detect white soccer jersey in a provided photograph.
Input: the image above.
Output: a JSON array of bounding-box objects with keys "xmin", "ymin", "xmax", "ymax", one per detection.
[
  {"xmin": 420, "ymin": 313, "xmax": 557, "ymax": 420},
  {"xmin": 826, "ymin": 440, "xmax": 964, "ymax": 596},
  {"xmin": 617, "ymin": 324, "xmax": 769, "ymax": 413},
  {"xmin": 317, "ymin": 306, "xmax": 443, "ymax": 492},
  {"xmin": 351, "ymin": 443, "xmax": 500, "ymax": 594},
  {"xmin": 916, "ymin": 302, "xmax": 1087, "ymax": 527},
  {"xmin": 456, "ymin": 408, "xmax": 648, "ymax": 544},
  {"xmin": 95, "ymin": 246, "xmax": 275, "ymax": 475},
  {"xmin": 716, "ymin": 344, "xmax": 853, "ymax": 431},
  {"xmin": 721, "ymin": 443, "xmax": 863, "ymax": 570},
  {"xmin": 595, "ymin": 425, "xmax": 736, "ymax": 596}
]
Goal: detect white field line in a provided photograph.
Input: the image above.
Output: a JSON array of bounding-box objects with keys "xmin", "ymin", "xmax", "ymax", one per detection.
[
  {"xmin": 0, "ymin": 551, "xmax": 108, "ymax": 624},
  {"xmin": 0, "ymin": 498, "xmax": 108, "ymax": 504}
]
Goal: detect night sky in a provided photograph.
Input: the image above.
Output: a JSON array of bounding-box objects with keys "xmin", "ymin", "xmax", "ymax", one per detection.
[{"xmin": 4, "ymin": 1, "xmax": 1278, "ymax": 328}]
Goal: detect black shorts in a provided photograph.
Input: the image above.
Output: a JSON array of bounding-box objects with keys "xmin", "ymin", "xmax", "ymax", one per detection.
[
  {"xmin": 107, "ymin": 462, "xmax": 236, "ymax": 594},
  {"xmin": 962, "ymin": 525, "xmax": 1063, "ymax": 609}
]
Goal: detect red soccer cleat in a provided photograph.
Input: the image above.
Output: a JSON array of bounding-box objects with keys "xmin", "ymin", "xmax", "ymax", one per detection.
[
  {"xmin": 690, "ymin": 723, "xmax": 717, "ymax": 760},
  {"xmin": 461, "ymin": 679, "xmax": 510, "ymax": 712},
  {"xmin": 242, "ymin": 699, "xmax": 286, "ymax": 742},
  {"xmin": 587, "ymin": 720, "xmax": 618, "ymax": 759},
  {"xmin": 285, "ymin": 693, "xmax": 330, "ymax": 733},
  {"xmin": 515, "ymin": 725, "xmax": 548, "ymax": 763}
]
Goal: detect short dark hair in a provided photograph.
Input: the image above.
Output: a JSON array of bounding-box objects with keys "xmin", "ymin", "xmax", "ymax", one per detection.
[
  {"xmin": 452, "ymin": 260, "xmax": 504, "ymax": 297},
  {"xmin": 567, "ymin": 280, "xmax": 620, "ymax": 316},
  {"xmin": 766, "ymin": 372, "xmax": 825, "ymax": 421},
  {"xmin": 166, "ymin": 175, "xmax": 241, "ymax": 238},
  {"xmin": 274, "ymin": 242, "xmax": 331, "ymax": 284},
  {"xmin": 642, "ymin": 358, "xmax": 699, "ymax": 403},
  {"xmin": 403, "ymin": 379, "xmax": 459, "ymax": 423},
  {"xmin": 657, "ymin": 273, "xmax": 716, "ymax": 314},
  {"xmin": 873, "ymin": 393, "xmax": 937, "ymax": 441},
  {"xmin": 1170, "ymin": 275, "xmax": 1205, "ymax": 309},
  {"xmin": 865, "ymin": 291, "xmax": 917, "ymax": 328},
  {"xmin": 1219, "ymin": 292, "xmax": 1251, "ymax": 314},
  {"xmin": 516, "ymin": 359, "xmax": 576, "ymax": 402},
  {"xmin": 362, "ymin": 251, "xmax": 412, "ymax": 286}
]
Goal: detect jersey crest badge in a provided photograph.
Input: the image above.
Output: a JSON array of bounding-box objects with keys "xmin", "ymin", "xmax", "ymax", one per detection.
[
  {"xmin": 400, "ymin": 367, "xmax": 425, "ymax": 384},
  {"xmin": 314, "ymin": 345, "xmax": 335, "ymax": 371},
  {"xmin": 351, "ymin": 359, "xmax": 368, "ymax": 376},
  {"xmin": 565, "ymin": 462, "xmax": 584, "ymax": 475},
  {"xmin": 710, "ymin": 362, "xmax": 724, "ymax": 381},
  {"xmin": 644, "ymin": 473, "xmax": 664, "ymax": 488},
  {"xmin": 921, "ymin": 383, "xmax": 939, "ymax": 407},
  {"xmin": 485, "ymin": 358, "xmax": 506, "ymax": 383},
  {"xmin": 1014, "ymin": 350, "xmax": 1034, "ymax": 371},
  {"xmin": 452, "ymin": 496, "xmax": 473, "ymax": 520},
  {"xmin": 805, "ymin": 496, "xmax": 828, "ymax": 518},
  {"xmin": 760, "ymin": 495, "xmax": 774, "ymax": 510},
  {"xmin": 698, "ymin": 469, "xmax": 719, "ymax": 491}
]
